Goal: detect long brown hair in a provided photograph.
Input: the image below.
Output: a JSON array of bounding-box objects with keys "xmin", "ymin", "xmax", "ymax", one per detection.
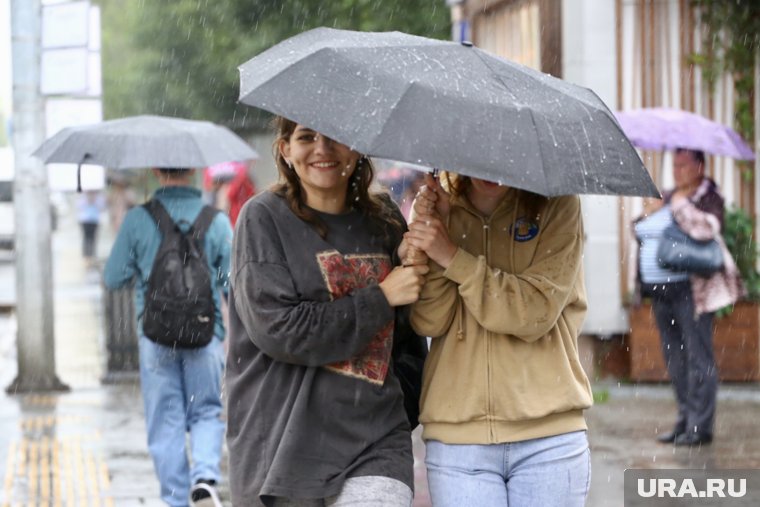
[{"xmin": 271, "ymin": 116, "xmax": 403, "ymax": 242}]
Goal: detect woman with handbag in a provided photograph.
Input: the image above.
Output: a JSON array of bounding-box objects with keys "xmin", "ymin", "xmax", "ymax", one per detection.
[
  {"xmin": 405, "ymin": 172, "xmax": 592, "ymax": 506},
  {"xmin": 634, "ymin": 148, "xmax": 744, "ymax": 447},
  {"xmin": 225, "ymin": 116, "xmax": 429, "ymax": 506}
]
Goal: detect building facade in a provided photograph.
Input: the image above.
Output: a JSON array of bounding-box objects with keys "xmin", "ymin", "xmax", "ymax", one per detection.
[{"xmin": 448, "ymin": 0, "xmax": 754, "ymax": 336}]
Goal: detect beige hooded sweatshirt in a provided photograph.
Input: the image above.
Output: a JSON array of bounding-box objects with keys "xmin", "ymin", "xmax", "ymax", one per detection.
[{"xmin": 410, "ymin": 186, "xmax": 593, "ymax": 444}]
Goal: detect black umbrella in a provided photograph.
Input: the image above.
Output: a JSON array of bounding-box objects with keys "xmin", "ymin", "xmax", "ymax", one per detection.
[{"xmin": 238, "ymin": 28, "xmax": 658, "ymax": 198}]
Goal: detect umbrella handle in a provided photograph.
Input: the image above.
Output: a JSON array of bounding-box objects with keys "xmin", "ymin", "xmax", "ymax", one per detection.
[{"xmin": 76, "ymin": 153, "xmax": 91, "ymax": 193}]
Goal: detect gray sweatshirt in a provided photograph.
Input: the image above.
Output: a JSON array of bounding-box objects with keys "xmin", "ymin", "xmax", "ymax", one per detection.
[{"xmin": 226, "ymin": 191, "xmax": 413, "ymax": 506}]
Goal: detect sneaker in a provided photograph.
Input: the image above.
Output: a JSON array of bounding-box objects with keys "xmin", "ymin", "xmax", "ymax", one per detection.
[{"xmin": 190, "ymin": 479, "xmax": 223, "ymax": 507}]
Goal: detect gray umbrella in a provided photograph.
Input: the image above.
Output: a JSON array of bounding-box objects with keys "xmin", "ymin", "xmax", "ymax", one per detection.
[
  {"xmin": 33, "ymin": 115, "xmax": 258, "ymax": 170},
  {"xmin": 239, "ymin": 28, "xmax": 658, "ymax": 197}
]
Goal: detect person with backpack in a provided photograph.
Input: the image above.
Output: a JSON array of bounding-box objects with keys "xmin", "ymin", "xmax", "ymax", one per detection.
[{"xmin": 104, "ymin": 167, "xmax": 233, "ymax": 507}]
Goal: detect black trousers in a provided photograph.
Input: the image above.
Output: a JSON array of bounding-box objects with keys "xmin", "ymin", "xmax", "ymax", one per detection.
[{"xmin": 646, "ymin": 281, "xmax": 717, "ymax": 437}]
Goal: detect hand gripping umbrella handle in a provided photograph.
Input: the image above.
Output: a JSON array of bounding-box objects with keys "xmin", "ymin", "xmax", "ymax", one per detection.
[{"xmin": 403, "ymin": 168, "xmax": 439, "ymax": 267}]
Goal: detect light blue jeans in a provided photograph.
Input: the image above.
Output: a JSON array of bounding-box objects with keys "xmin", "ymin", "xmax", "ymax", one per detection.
[
  {"xmin": 425, "ymin": 431, "xmax": 590, "ymax": 507},
  {"xmin": 139, "ymin": 336, "xmax": 225, "ymax": 507}
]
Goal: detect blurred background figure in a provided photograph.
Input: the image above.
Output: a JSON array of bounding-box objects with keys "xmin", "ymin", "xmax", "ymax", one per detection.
[
  {"xmin": 226, "ymin": 160, "xmax": 257, "ymax": 227},
  {"xmin": 633, "ymin": 148, "xmax": 744, "ymax": 447},
  {"xmin": 398, "ymin": 173, "xmax": 425, "ymax": 222},
  {"xmin": 374, "ymin": 160, "xmax": 425, "ymax": 223},
  {"xmin": 77, "ymin": 190, "xmax": 107, "ymax": 265},
  {"xmin": 106, "ymin": 173, "xmax": 137, "ymax": 234},
  {"xmin": 203, "ymin": 160, "xmax": 258, "ymax": 226},
  {"xmin": 203, "ymin": 160, "xmax": 240, "ymax": 210}
]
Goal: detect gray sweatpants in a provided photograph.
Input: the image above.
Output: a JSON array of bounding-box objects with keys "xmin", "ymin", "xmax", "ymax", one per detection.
[{"xmin": 271, "ymin": 476, "xmax": 413, "ymax": 507}]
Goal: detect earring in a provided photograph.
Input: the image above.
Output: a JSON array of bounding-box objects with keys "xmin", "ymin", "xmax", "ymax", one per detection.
[{"xmin": 286, "ymin": 160, "xmax": 293, "ymax": 169}]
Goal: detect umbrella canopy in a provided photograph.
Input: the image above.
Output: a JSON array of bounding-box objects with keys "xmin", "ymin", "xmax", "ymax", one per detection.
[
  {"xmin": 239, "ymin": 27, "xmax": 658, "ymax": 198},
  {"xmin": 614, "ymin": 108, "xmax": 755, "ymax": 160},
  {"xmin": 33, "ymin": 115, "xmax": 258, "ymax": 169}
]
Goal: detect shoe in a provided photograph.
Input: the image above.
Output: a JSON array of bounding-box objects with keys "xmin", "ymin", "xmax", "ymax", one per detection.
[
  {"xmin": 190, "ymin": 479, "xmax": 223, "ymax": 507},
  {"xmin": 656, "ymin": 429, "xmax": 683, "ymax": 443},
  {"xmin": 673, "ymin": 433, "xmax": 713, "ymax": 447}
]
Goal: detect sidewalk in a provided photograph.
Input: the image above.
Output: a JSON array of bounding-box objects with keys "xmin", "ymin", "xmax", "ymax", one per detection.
[
  {"xmin": 1, "ymin": 200, "xmax": 760, "ymax": 506},
  {"xmin": 0, "ymin": 203, "xmax": 165, "ymax": 506}
]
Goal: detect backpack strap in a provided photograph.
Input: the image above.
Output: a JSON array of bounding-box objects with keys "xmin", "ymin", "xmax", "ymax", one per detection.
[
  {"xmin": 191, "ymin": 205, "xmax": 220, "ymax": 244},
  {"xmin": 142, "ymin": 199, "xmax": 177, "ymax": 236},
  {"xmin": 142, "ymin": 200, "xmax": 219, "ymax": 242}
]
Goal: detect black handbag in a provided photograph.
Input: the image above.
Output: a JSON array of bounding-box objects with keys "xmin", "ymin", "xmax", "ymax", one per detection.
[
  {"xmin": 392, "ymin": 305, "xmax": 427, "ymax": 429},
  {"xmin": 656, "ymin": 223, "xmax": 724, "ymax": 275}
]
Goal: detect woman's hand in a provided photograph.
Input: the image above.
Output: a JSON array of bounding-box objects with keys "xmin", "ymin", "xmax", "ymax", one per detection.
[
  {"xmin": 379, "ymin": 264, "xmax": 430, "ymax": 306},
  {"xmin": 398, "ymin": 238, "xmax": 429, "ymax": 266},
  {"xmin": 412, "ymin": 173, "xmax": 450, "ymax": 222},
  {"xmin": 405, "ymin": 214, "xmax": 458, "ymax": 269}
]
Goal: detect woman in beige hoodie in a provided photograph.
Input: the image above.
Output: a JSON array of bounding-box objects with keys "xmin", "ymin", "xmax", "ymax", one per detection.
[{"xmin": 405, "ymin": 172, "xmax": 593, "ymax": 507}]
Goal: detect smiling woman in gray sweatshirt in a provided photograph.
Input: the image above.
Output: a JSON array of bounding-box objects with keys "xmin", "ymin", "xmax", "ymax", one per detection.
[{"xmin": 225, "ymin": 117, "xmax": 427, "ymax": 507}]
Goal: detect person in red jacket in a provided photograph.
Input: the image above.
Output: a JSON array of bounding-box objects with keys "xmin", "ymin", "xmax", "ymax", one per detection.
[{"xmin": 226, "ymin": 162, "xmax": 257, "ymax": 227}]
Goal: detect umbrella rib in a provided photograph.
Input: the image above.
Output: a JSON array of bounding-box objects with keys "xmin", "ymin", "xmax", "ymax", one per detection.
[
  {"xmin": 525, "ymin": 109, "xmax": 551, "ymax": 193},
  {"xmin": 46, "ymin": 132, "xmax": 88, "ymax": 164},
  {"xmin": 239, "ymin": 46, "xmax": 337, "ymax": 102},
  {"xmin": 469, "ymin": 48, "xmax": 604, "ymax": 112},
  {"xmin": 466, "ymin": 49, "xmax": 524, "ymax": 106},
  {"xmin": 184, "ymin": 132, "xmax": 210, "ymax": 169},
  {"xmin": 465, "ymin": 49, "xmax": 553, "ymax": 193},
  {"xmin": 367, "ymin": 81, "xmax": 418, "ymax": 155}
]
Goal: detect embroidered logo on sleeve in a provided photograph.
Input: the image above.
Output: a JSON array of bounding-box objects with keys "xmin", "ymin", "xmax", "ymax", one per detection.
[{"xmin": 317, "ymin": 250, "xmax": 393, "ymax": 385}]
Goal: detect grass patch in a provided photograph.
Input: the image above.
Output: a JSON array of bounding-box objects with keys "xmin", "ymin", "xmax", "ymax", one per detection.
[{"xmin": 592, "ymin": 388, "xmax": 610, "ymax": 404}]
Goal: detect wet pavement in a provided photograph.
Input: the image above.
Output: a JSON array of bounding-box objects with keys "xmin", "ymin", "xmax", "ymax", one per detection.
[
  {"xmin": 1, "ymin": 202, "xmax": 759, "ymax": 506},
  {"xmin": 585, "ymin": 383, "xmax": 760, "ymax": 507}
]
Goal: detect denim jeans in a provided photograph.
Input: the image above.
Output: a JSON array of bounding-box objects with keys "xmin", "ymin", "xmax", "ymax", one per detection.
[
  {"xmin": 425, "ymin": 431, "xmax": 590, "ymax": 507},
  {"xmin": 139, "ymin": 336, "xmax": 225, "ymax": 507}
]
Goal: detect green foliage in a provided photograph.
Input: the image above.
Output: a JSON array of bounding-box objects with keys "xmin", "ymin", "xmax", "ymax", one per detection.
[
  {"xmin": 94, "ymin": 0, "xmax": 451, "ymax": 135},
  {"xmin": 690, "ymin": 0, "xmax": 759, "ymax": 151},
  {"xmin": 723, "ymin": 207, "xmax": 760, "ymax": 301}
]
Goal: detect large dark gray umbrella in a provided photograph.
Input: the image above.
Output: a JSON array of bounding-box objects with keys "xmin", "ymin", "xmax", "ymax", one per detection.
[
  {"xmin": 33, "ymin": 115, "xmax": 258, "ymax": 170},
  {"xmin": 239, "ymin": 28, "xmax": 658, "ymax": 197}
]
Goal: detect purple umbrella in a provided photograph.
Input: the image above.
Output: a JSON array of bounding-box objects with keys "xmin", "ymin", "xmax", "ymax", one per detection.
[{"xmin": 614, "ymin": 108, "xmax": 755, "ymax": 160}]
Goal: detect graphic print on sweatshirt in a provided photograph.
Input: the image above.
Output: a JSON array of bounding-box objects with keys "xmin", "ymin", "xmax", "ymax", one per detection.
[{"xmin": 317, "ymin": 249, "xmax": 394, "ymax": 385}]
